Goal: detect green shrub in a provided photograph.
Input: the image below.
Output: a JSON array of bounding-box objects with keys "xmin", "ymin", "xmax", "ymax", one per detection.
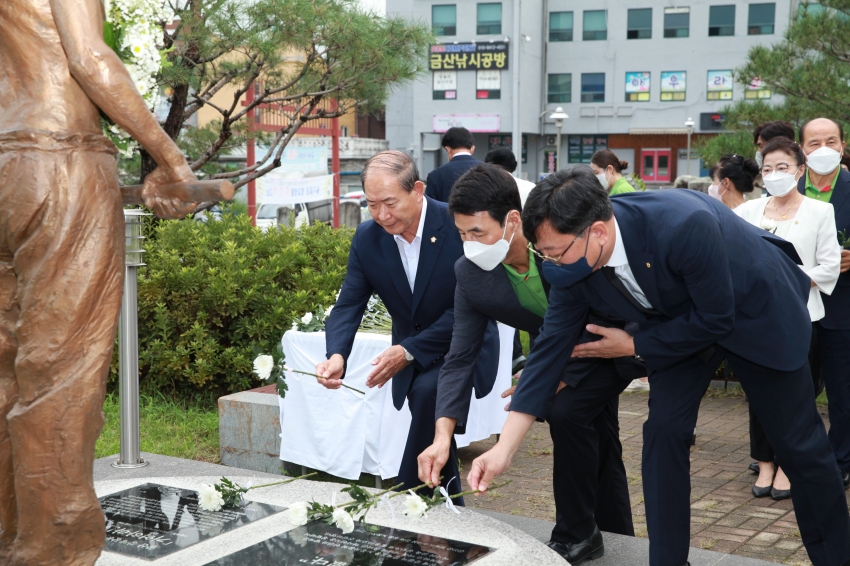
[{"xmin": 116, "ymin": 215, "xmax": 353, "ymax": 396}]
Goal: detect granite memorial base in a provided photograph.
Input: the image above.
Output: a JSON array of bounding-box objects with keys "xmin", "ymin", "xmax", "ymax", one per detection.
[{"xmin": 93, "ymin": 453, "xmax": 784, "ymax": 566}]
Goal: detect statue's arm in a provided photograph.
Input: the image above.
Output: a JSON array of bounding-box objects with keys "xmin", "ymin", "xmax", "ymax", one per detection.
[
  {"xmin": 49, "ymin": 0, "xmax": 199, "ymax": 219},
  {"xmin": 48, "ymin": 0, "xmax": 184, "ymax": 169}
]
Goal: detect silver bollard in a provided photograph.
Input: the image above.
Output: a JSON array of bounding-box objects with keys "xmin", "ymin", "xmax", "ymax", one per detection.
[{"xmin": 112, "ymin": 210, "xmax": 151, "ymax": 469}]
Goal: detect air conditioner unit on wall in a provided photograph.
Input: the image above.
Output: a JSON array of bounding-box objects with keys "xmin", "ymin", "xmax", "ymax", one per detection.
[{"xmin": 546, "ymin": 136, "xmax": 557, "ymax": 146}]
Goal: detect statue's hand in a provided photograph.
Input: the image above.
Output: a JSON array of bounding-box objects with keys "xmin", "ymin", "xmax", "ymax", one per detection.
[{"xmin": 141, "ymin": 163, "xmax": 200, "ymax": 219}]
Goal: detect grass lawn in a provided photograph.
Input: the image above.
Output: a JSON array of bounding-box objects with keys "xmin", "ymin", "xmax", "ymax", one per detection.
[{"xmin": 96, "ymin": 392, "xmax": 220, "ymax": 463}]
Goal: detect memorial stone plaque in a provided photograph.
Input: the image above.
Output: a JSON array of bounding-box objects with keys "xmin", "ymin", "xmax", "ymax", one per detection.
[
  {"xmin": 100, "ymin": 483, "xmax": 285, "ymax": 560},
  {"xmin": 202, "ymin": 520, "xmax": 493, "ymax": 565}
]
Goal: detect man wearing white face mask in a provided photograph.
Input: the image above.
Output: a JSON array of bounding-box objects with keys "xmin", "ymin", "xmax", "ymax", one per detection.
[
  {"xmin": 797, "ymin": 117, "xmax": 850, "ymax": 489},
  {"xmin": 419, "ymin": 164, "xmax": 645, "ymax": 564}
]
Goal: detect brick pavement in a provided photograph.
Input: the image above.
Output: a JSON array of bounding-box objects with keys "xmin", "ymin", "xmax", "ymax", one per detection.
[{"xmin": 456, "ymin": 388, "xmax": 846, "ymax": 566}]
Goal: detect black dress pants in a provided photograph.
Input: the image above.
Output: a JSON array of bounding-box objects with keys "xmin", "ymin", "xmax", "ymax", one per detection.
[
  {"xmin": 750, "ymin": 321, "xmax": 822, "ymax": 462},
  {"xmin": 815, "ymin": 323, "xmax": 850, "ymax": 473},
  {"xmin": 396, "ymin": 364, "xmax": 465, "ymax": 505},
  {"xmin": 643, "ymin": 346, "xmax": 850, "ymax": 566},
  {"xmin": 547, "ymin": 361, "xmax": 635, "ymax": 544}
]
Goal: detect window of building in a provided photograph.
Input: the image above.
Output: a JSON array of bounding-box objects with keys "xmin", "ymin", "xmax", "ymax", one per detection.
[
  {"xmin": 627, "ymin": 8, "xmax": 652, "ymax": 39},
  {"xmin": 549, "ymin": 11, "xmax": 574, "ymax": 41},
  {"xmin": 625, "ymin": 72, "xmax": 651, "ymax": 101},
  {"xmin": 749, "ymin": 3, "xmax": 775, "ymax": 34},
  {"xmin": 709, "ymin": 5, "xmax": 735, "ymax": 36},
  {"xmin": 581, "ymin": 73, "xmax": 605, "ymax": 102},
  {"xmin": 476, "ymin": 70, "xmax": 501, "ymax": 99},
  {"xmin": 583, "ymin": 10, "xmax": 607, "ymax": 41},
  {"xmin": 477, "ymin": 3, "xmax": 502, "ymax": 35},
  {"xmin": 433, "ymin": 71, "xmax": 457, "ymax": 100},
  {"xmin": 664, "ymin": 7, "xmax": 690, "ymax": 38},
  {"xmin": 432, "ymin": 5, "xmax": 456, "ymax": 36},
  {"xmin": 660, "ymin": 71, "xmax": 687, "ymax": 101},
  {"xmin": 547, "ymin": 73, "xmax": 572, "ymax": 103},
  {"xmin": 707, "ymin": 70, "xmax": 734, "ymax": 100}
]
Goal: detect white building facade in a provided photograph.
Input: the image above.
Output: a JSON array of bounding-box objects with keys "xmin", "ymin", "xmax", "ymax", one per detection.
[{"xmin": 386, "ymin": 0, "xmax": 796, "ymax": 184}]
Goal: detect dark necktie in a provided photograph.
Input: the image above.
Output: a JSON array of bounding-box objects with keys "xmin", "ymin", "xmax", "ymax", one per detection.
[{"xmin": 601, "ymin": 266, "xmax": 659, "ymax": 316}]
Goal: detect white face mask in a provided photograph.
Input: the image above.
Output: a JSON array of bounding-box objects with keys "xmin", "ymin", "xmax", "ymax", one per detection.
[
  {"xmin": 806, "ymin": 146, "xmax": 842, "ymax": 175},
  {"xmin": 707, "ymin": 184, "xmax": 721, "ymax": 200},
  {"xmin": 763, "ymin": 168, "xmax": 799, "ymax": 197},
  {"xmin": 596, "ymin": 170, "xmax": 610, "ymax": 189},
  {"xmin": 755, "ymin": 151, "xmax": 764, "ymax": 169},
  {"xmin": 463, "ymin": 215, "xmax": 515, "ymax": 271}
]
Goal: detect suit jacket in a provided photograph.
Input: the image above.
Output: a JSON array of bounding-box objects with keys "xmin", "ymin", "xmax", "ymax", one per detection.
[
  {"xmin": 511, "ymin": 189, "xmax": 813, "ymax": 419},
  {"xmin": 325, "ymin": 196, "xmax": 499, "ymax": 410},
  {"xmin": 797, "ymin": 168, "xmax": 850, "ymax": 329},
  {"xmin": 425, "ymin": 154, "xmax": 481, "ymax": 202},
  {"xmin": 436, "ymin": 254, "xmax": 645, "ymax": 433},
  {"xmin": 736, "ymin": 196, "xmax": 841, "ymax": 321}
]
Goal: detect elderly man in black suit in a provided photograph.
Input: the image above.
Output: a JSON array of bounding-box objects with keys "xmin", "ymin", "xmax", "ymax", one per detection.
[
  {"xmin": 797, "ymin": 117, "xmax": 850, "ymax": 489},
  {"xmin": 417, "ymin": 164, "xmax": 644, "ymax": 564},
  {"xmin": 425, "ymin": 127, "xmax": 480, "ymax": 202},
  {"xmin": 316, "ymin": 151, "xmax": 498, "ymax": 504}
]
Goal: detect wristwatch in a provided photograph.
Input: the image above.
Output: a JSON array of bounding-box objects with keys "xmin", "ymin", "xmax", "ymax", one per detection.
[{"xmin": 402, "ymin": 346, "xmax": 414, "ymax": 364}]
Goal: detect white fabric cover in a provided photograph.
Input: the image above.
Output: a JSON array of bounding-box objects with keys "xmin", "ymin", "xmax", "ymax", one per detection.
[{"xmin": 278, "ymin": 324, "xmax": 513, "ymax": 479}]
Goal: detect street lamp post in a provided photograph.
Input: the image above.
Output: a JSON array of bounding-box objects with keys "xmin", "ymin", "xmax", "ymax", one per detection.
[
  {"xmin": 685, "ymin": 117, "xmax": 695, "ymax": 176},
  {"xmin": 550, "ymin": 107, "xmax": 569, "ymax": 172}
]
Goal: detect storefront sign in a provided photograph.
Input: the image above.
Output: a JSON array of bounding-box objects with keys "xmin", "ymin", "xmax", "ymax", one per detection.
[{"xmin": 429, "ymin": 42, "xmax": 509, "ymax": 71}]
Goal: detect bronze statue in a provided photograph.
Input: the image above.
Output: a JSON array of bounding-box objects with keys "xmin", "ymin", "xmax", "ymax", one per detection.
[{"xmin": 0, "ymin": 0, "xmax": 199, "ymax": 564}]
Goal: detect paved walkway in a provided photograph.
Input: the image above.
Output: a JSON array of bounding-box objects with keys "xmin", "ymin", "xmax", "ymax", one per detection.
[{"xmin": 456, "ymin": 388, "xmax": 845, "ymax": 566}]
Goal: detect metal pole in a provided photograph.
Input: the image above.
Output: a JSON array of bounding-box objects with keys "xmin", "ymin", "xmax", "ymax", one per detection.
[
  {"xmin": 686, "ymin": 131, "xmax": 692, "ymax": 176},
  {"xmin": 511, "ymin": 0, "xmax": 522, "ymax": 180},
  {"xmin": 247, "ymin": 83, "xmax": 257, "ymax": 227},
  {"xmin": 556, "ymin": 124, "xmax": 562, "ymax": 172},
  {"xmin": 113, "ymin": 210, "xmax": 150, "ymax": 469}
]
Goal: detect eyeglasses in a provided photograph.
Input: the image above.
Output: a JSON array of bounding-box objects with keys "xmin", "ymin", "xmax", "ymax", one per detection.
[
  {"xmin": 761, "ymin": 164, "xmax": 797, "ymax": 176},
  {"xmin": 528, "ymin": 229, "xmax": 585, "ymax": 264}
]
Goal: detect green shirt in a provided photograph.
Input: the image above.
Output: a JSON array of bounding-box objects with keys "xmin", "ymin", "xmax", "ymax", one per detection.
[
  {"xmin": 805, "ymin": 169, "xmax": 839, "ymax": 203},
  {"xmin": 609, "ymin": 177, "xmax": 635, "ymax": 196},
  {"xmin": 503, "ymin": 250, "xmax": 549, "ymax": 318}
]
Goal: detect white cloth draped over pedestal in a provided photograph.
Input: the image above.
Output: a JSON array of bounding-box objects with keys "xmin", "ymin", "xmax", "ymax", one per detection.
[{"xmin": 278, "ymin": 324, "xmax": 514, "ymax": 479}]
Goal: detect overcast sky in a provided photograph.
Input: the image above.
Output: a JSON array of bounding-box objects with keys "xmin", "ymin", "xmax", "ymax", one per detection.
[{"xmin": 357, "ymin": 0, "xmax": 385, "ymax": 15}]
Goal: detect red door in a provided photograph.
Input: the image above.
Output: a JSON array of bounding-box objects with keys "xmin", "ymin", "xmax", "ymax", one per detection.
[{"xmin": 640, "ymin": 149, "xmax": 672, "ymax": 183}]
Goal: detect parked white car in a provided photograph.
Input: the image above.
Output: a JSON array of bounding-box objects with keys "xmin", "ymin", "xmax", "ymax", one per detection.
[{"xmin": 256, "ymin": 203, "xmax": 309, "ymax": 231}]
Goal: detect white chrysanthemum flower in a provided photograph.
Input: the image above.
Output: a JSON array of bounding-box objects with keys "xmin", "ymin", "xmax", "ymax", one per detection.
[
  {"xmin": 285, "ymin": 502, "xmax": 310, "ymax": 526},
  {"xmin": 332, "ymin": 508, "xmax": 355, "ymax": 534},
  {"xmin": 324, "ymin": 306, "xmax": 333, "ymax": 318},
  {"xmin": 760, "ymin": 217, "xmax": 778, "ymax": 232},
  {"xmin": 402, "ymin": 492, "xmax": 428, "ymax": 519},
  {"xmin": 198, "ymin": 484, "xmax": 224, "ymax": 512},
  {"xmin": 253, "ymin": 355, "xmax": 275, "ymax": 380},
  {"xmin": 301, "ymin": 312, "xmax": 313, "ymax": 325}
]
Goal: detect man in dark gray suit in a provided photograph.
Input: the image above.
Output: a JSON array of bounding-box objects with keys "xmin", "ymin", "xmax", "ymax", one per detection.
[
  {"xmin": 425, "ymin": 127, "xmax": 480, "ymax": 202},
  {"xmin": 417, "ymin": 164, "xmax": 644, "ymax": 565}
]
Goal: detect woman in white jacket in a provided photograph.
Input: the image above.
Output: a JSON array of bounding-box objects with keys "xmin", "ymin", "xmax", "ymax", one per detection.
[{"xmin": 735, "ymin": 136, "xmax": 841, "ymax": 500}]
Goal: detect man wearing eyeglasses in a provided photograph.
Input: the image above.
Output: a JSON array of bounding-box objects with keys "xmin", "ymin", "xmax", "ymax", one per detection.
[
  {"xmin": 466, "ymin": 167, "xmax": 850, "ymax": 566},
  {"xmin": 418, "ymin": 164, "xmax": 644, "ymax": 565}
]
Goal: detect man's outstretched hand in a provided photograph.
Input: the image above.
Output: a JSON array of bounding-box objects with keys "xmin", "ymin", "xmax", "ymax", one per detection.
[
  {"xmin": 142, "ymin": 162, "xmax": 199, "ymax": 219},
  {"xmin": 571, "ymin": 325, "xmax": 635, "ymax": 359},
  {"xmin": 467, "ymin": 445, "xmax": 512, "ymax": 493},
  {"xmin": 315, "ymin": 354, "xmax": 346, "ymax": 390}
]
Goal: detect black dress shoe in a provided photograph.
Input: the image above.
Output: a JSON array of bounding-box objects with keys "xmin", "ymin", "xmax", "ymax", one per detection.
[
  {"xmin": 752, "ymin": 484, "xmax": 772, "ymax": 498},
  {"xmin": 842, "ymin": 470, "xmax": 850, "ymax": 489},
  {"xmin": 748, "ymin": 461, "xmax": 760, "ymax": 474},
  {"xmin": 547, "ymin": 527, "xmax": 604, "ymax": 564},
  {"xmin": 771, "ymin": 486, "xmax": 791, "ymax": 500}
]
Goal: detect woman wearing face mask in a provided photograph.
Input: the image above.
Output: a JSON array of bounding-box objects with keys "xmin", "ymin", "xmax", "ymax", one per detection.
[
  {"xmin": 735, "ymin": 136, "xmax": 841, "ymax": 500},
  {"xmin": 590, "ymin": 150, "xmax": 634, "ymax": 196},
  {"xmin": 709, "ymin": 154, "xmax": 759, "ymax": 209}
]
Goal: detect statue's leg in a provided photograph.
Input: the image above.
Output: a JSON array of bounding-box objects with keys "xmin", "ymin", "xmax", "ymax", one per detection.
[
  {"xmin": 0, "ymin": 260, "xmax": 20, "ymax": 562},
  {"xmin": 3, "ymin": 147, "xmax": 123, "ymax": 566}
]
